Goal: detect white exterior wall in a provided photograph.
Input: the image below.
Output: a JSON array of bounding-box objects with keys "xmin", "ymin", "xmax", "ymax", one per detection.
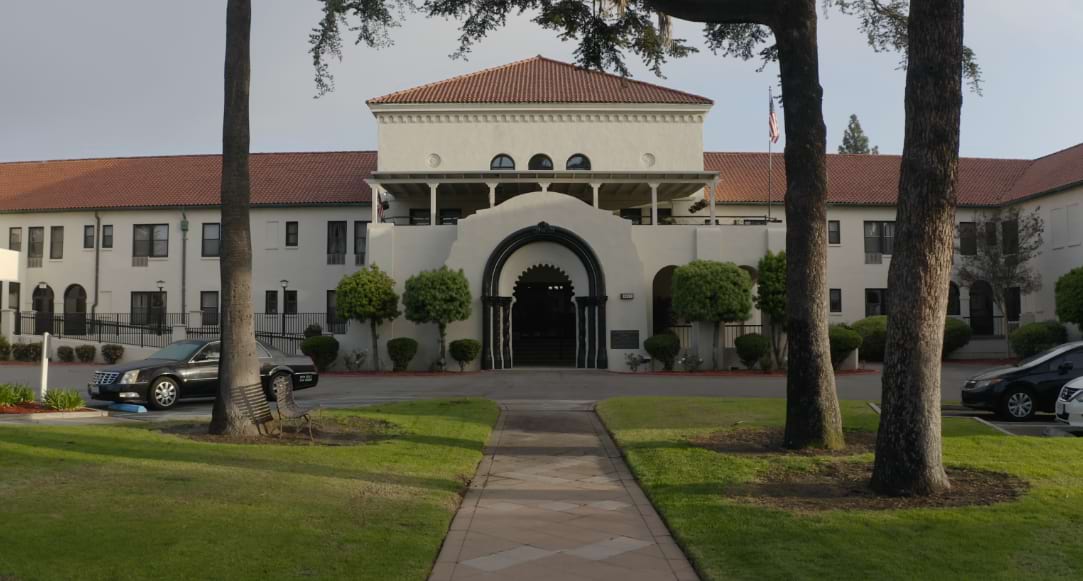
[{"xmin": 1017, "ymin": 185, "xmax": 1083, "ymax": 336}]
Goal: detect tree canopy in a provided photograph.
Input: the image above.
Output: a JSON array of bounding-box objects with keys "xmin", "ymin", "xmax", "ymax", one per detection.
[
  {"xmin": 672, "ymin": 260, "xmax": 752, "ymax": 369},
  {"xmin": 403, "ymin": 267, "xmax": 472, "ymax": 369},
  {"xmin": 838, "ymin": 114, "xmax": 879, "ymax": 154},
  {"xmin": 337, "ymin": 265, "xmax": 401, "ymax": 370},
  {"xmin": 1055, "ymin": 267, "xmax": 1083, "ymax": 328}
]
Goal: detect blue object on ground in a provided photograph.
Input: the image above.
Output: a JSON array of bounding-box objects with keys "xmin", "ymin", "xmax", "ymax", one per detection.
[{"xmin": 108, "ymin": 403, "xmax": 148, "ymax": 414}]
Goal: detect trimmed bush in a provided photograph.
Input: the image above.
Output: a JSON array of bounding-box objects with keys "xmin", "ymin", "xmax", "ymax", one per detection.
[
  {"xmin": 852, "ymin": 316, "xmax": 888, "ymax": 362},
  {"xmin": 943, "ymin": 318, "xmax": 973, "ymax": 358},
  {"xmin": 1010, "ymin": 320, "xmax": 1069, "ymax": 358},
  {"xmin": 301, "ymin": 335, "xmax": 340, "ymax": 372},
  {"xmin": 43, "ymin": 389, "xmax": 85, "ymax": 411},
  {"xmin": 1055, "ymin": 267, "xmax": 1083, "ymax": 328},
  {"xmin": 57, "ymin": 345, "xmax": 75, "ymax": 362},
  {"xmin": 11, "ymin": 342, "xmax": 43, "ymax": 362},
  {"xmin": 0, "ymin": 336, "xmax": 9, "ymax": 361},
  {"xmin": 734, "ymin": 334, "xmax": 770, "ymax": 370},
  {"xmin": 1, "ymin": 383, "xmax": 36, "ymax": 406},
  {"xmin": 303, "ymin": 323, "xmax": 324, "ymax": 338},
  {"xmin": 101, "ymin": 344, "xmax": 124, "ymax": 364},
  {"xmin": 75, "ymin": 344, "xmax": 97, "ymax": 363},
  {"xmin": 449, "ymin": 339, "xmax": 481, "ymax": 372},
  {"xmin": 644, "ymin": 333, "xmax": 681, "ymax": 371},
  {"xmin": 387, "ymin": 337, "xmax": 418, "ymax": 372},
  {"xmin": 829, "ymin": 324, "xmax": 863, "ymax": 369}
]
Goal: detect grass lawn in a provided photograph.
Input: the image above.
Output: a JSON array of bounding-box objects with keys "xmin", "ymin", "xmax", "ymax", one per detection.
[
  {"xmin": 597, "ymin": 397, "xmax": 1083, "ymax": 581},
  {"xmin": 0, "ymin": 399, "xmax": 499, "ymax": 581}
]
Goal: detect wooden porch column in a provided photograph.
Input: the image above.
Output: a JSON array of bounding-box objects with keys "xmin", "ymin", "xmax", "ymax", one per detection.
[
  {"xmin": 428, "ymin": 182, "xmax": 438, "ymax": 227},
  {"xmin": 649, "ymin": 182, "xmax": 659, "ymax": 227},
  {"xmin": 709, "ymin": 180, "xmax": 717, "ymax": 226},
  {"xmin": 371, "ymin": 186, "xmax": 380, "ymax": 224},
  {"xmin": 591, "ymin": 182, "xmax": 600, "ymax": 208},
  {"xmin": 487, "ymin": 182, "xmax": 497, "ymax": 208}
]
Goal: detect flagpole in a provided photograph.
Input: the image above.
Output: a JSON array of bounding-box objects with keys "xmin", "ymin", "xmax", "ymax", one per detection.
[{"xmin": 767, "ymin": 86, "xmax": 773, "ymax": 221}]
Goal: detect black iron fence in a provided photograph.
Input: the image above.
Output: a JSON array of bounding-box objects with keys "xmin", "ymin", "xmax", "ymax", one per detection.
[
  {"xmin": 14, "ymin": 311, "xmax": 345, "ymax": 354},
  {"xmin": 953, "ymin": 315, "xmax": 1018, "ymax": 338},
  {"xmin": 722, "ymin": 323, "xmax": 766, "ymax": 348}
]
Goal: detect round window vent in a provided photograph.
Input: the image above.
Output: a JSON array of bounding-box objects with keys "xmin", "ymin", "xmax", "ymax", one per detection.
[
  {"xmin": 640, "ymin": 153, "xmax": 656, "ymax": 168},
  {"xmin": 426, "ymin": 153, "xmax": 442, "ymax": 168}
]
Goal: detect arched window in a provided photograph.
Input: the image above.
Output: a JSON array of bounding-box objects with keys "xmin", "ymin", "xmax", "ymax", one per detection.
[
  {"xmin": 566, "ymin": 154, "xmax": 591, "ymax": 171},
  {"xmin": 490, "ymin": 154, "xmax": 515, "ymax": 170},
  {"xmin": 528, "ymin": 154, "xmax": 553, "ymax": 171}
]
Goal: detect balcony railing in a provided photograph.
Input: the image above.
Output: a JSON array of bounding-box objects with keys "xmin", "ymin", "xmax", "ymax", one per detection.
[
  {"xmin": 327, "ymin": 253, "xmax": 345, "ymax": 265},
  {"xmin": 27, "ymin": 256, "xmax": 42, "ymax": 268}
]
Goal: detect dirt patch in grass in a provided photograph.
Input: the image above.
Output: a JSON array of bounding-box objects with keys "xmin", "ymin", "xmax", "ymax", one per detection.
[
  {"xmin": 159, "ymin": 416, "xmax": 403, "ymax": 446},
  {"xmin": 0, "ymin": 403, "xmax": 95, "ymax": 415},
  {"xmin": 691, "ymin": 426, "xmax": 878, "ymax": 457},
  {"xmin": 727, "ymin": 460, "xmax": 1028, "ymax": 511}
]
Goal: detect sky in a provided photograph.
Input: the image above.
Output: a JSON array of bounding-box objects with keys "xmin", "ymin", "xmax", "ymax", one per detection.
[{"xmin": 1, "ymin": 1, "xmax": 1080, "ymax": 163}]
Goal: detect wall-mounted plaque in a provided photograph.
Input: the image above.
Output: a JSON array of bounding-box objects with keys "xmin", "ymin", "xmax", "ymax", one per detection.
[{"xmin": 610, "ymin": 330, "xmax": 640, "ymax": 350}]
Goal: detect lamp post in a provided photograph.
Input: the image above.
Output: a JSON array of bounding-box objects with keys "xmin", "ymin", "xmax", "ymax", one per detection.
[
  {"xmin": 280, "ymin": 279, "xmax": 288, "ymax": 336},
  {"xmin": 156, "ymin": 280, "xmax": 165, "ymax": 335}
]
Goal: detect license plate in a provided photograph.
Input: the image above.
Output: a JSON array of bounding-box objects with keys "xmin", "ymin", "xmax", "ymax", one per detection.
[
  {"xmin": 88, "ymin": 383, "xmax": 100, "ymax": 396},
  {"xmin": 297, "ymin": 374, "xmax": 313, "ymax": 383}
]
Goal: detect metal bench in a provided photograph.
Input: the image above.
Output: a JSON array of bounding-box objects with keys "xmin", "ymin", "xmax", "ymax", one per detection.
[
  {"xmin": 232, "ymin": 381, "xmax": 276, "ymax": 436},
  {"xmin": 272, "ymin": 375, "xmax": 315, "ymax": 440}
]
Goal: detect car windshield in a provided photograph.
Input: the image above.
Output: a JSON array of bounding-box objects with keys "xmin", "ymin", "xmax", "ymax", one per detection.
[{"xmin": 148, "ymin": 342, "xmax": 204, "ymax": 361}]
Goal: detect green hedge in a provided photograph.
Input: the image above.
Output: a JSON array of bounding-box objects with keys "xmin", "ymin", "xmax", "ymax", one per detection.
[
  {"xmin": 828, "ymin": 324, "xmax": 863, "ymax": 368},
  {"xmin": 301, "ymin": 335, "xmax": 340, "ymax": 372},
  {"xmin": 75, "ymin": 345, "xmax": 97, "ymax": 363},
  {"xmin": 57, "ymin": 346, "xmax": 75, "ymax": 362},
  {"xmin": 734, "ymin": 334, "xmax": 770, "ymax": 370},
  {"xmin": 0, "ymin": 336, "xmax": 9, "ymax": 361},
  {"xmin": 387, "ymin": 337, "xmax": 419, "ymax": 372},
  {"xmin": 101, "ymin": 344, "xmax": 124, "ymax": 364},
  {"xmin": 943, "ymin": 317, "xmax": 973, "ymax": 357},
  {"xmin": 449, "ymin": 339, "xmax": 481, "ymax": 372},
  {"xmin": 11, "ymin": 342, "xmax": 43, "ymax": 362},
  {"xmin": 851, "ymin": 316, "xmax": 972, "ymax": 361},
  {"xmin": 43, "ymin": 389, "xmax": 85, "ymax": 411},
  {"xmin": 0, "ymin": 384, "xmax": 35, "ymax": 407},
  {"xmin": 644, "ymin": 333, "xmax": 681, "ymax": 371},
  {"xmin": 1009, "ymin": 320, "xmax": 1068, "ymax": 358}
]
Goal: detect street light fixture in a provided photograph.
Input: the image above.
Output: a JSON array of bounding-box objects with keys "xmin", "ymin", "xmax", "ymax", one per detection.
[
  {"xmin": 155, "ymin": 280, "xmax": 166, "ymax": 333},
  {"xmin": 280, "ymin": 280, "xmax": 289, "ymax": 335}
]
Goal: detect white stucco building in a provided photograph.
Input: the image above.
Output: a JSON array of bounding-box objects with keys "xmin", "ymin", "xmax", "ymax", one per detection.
[{"xmin": 1, "ymin": 56, "xmax": 1081, "ymax": 368}]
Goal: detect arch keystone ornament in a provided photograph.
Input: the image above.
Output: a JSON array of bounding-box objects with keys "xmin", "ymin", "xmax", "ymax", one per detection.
[{"xmin": 482, "ymin": 223, "xmax": 607, "ymax": 370}]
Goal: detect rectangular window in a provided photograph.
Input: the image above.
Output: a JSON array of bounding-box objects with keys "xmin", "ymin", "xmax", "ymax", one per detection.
[
  {"xmin": 265, "ymin": 290, "xmax": 278, "ymax": 314},
  {"xmin": 265, "ymin": 220, "xmax": 279, "ymax": 250},
  {"xmin": 865, "ymin": 288, "xmax": 889, "ymax": 317},
  {"xmin": 201, "ymin": 223, "xmax": 221, "ymax": 257},
  {"xmin": 984, "ymin": 222, "xmax": 998, "ymax": 247},
  {"xmin": 1001, "ymin": 220, "xmax": 1019, "ymax": 254},
  {"xmin": 829, "ymin": 289, "xmax": 842, "ymax": 313},
  {"xmin": 959, "ymin": 222, "xmax": 977, "ymax": 255},
  {"xmin": 327, "ymin": 221, "xmax": 347, "ymax": 254},
  {"xmin": 1069, "ymin": 203, "xmax": 1082, "ymax": 246},
  {"xmin": 409, "ymin": 209, "xmax": 431, "ymax": 226},
  {"xmin": 284, "ymin": 290, "xmax": 298, "ymax": 315},
  {"xmin": 101, "ymin": 225, "xmax": 113, "ymax": 249},
  {"xmin": 83, "ymin": 225, "xmax": 95, "ymax": 249},
  {"xmin": 1006, "ymin": 287, "xmax": 1021, "ymax": 322},
  {"xmin": 354, "ymin": 220, "xmax": 369, "ymax": 265},
  {"xmin": 200, "ymin": 291, "xmax": 219, "ymax": 326},
  {"xmin": 1051, "ymin": 207, "xmax": 1066, "ymax": 249},
  {"xmin": 863, "ymin": 221, "xmax": 881, "ymax": 254},
  {"xmin": 49, "ymin": 226, "xmax": 63, "ymax": 259},
  {"xmin": 657, "ymin": 208, "xmax": 673, "ymax": 225},
  {"xmin": 828, "ymin": 220, "xmax": 841, "ymax": 245},
  {"xmin": 133, "ymin": 224, "xmax": 169, "ymax": 257},
  {"xmin": 285, "ymin": 221, "xmax": 299, "ymax": 247},
  {"xmin": 131, "ymin": 291, "xmax": 166, "ymax": 326},
  {"xmin": 620, "ymin": 209, "xmax": 643, "ymax": 225},
  {"xmin": 28, "ymin": 227, "xmax": 44, "ymax": 258},
  {"xmin": 8, "ymin": 227, "xmax": 21, "ymax": 252},
  {"xmin": 439, "ymin": 208, "xmax": 462, "ymax": 225},
  {"xmin": 7, "ymin": 282, "xmax": 20, "ymax": 312}
]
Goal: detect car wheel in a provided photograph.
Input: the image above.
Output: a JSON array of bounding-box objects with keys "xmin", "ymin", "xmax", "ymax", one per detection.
[
  {"xmin": 147, "ymin": 377, "xmax": 180, "ymax": 410},
  {"xmin": 999, "ymin": 387, "xmax": 1036, "ymax": 421},
  {"xmin": 267, "ymin": 372, "xmax": 292, "ymax": 401}
]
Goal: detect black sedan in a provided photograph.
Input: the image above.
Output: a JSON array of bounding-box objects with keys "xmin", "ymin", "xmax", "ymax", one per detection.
[
  {"xmin": 961, "ymin": 341, "xmax": 1083, "ymax": 420},
  {"xmin": 87, "ymin": 339, "xmax": 319, "ymax": 410}
]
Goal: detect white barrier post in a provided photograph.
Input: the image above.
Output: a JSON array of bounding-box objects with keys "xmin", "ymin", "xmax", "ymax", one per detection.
[{"xmin": 40, "ymin": 333, "xmax": 50, "ymax": 401}]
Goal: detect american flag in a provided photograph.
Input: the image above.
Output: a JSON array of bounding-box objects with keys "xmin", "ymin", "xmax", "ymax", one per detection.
[{"xmin": 768, "ymin": 93, "xmax": 780, "ymax": 144}]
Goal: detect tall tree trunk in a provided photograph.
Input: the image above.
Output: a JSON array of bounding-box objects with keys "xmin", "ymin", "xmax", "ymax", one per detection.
[
  {"xmin": 370, "ymin": 319, "xmax": 381, "ymax": 371},
  {"xmin": 438, "ymin": 322, "xmax": 447, "ymax": 371},
  {"xmin": 773, "ymin": 0, "xmax": 844, "ymax": 450},
  {"xmin": 209, "ymin": 0, "xmax": 261, "ymax": 436},
  {"xmin": 871, "ymin": 0, "xmax": 963, "ymax": 496},
  {"xmin": 712, "ymin": 320, "xmax": 720, "ymax": 370}
]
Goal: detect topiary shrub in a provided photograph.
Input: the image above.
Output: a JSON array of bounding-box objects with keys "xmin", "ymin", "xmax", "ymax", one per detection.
[
  {"xmin": 301, "ymin": 335, "xmax": 340, "ymax": 371},
  {"xmin": 12, "ymin": 342, "xmax": 43, "ymax": 362},
  {"xmin": 101, "ymin": 344, "xmax": 124, "ymax": 364},
  {"xmin": 75, "ymin": 344, "xmax": 97, "ymax": 363},
  {"xmin": 43, "ymin": 389, "xmax": 85, "ymax": 411},
  {"xmin": 449, "ymin": 339, "xmax": 481, "ymax": 372},
  {"xmin": 387, "ymin": 337, "xmax": 418, "ymax": 372},
  {"xmin": 1009, "ymin": 320, "xmax": 1068, "ymax": 358},
  {"xmin": 303, "ymin": 323, "xmax": 324, "ymax": 338},
  {"xmin": 57, "ymin": 345, "xmax": 75, "ymax": 362},
  {"xmin": 852, "ymin": 316, "xmax": 888, "ymax": 362},
  {"xmin": 0, "ymin": 336, "xmax": 10, "ymax": 361},
  {"xmin": 643, "ymin": 333, "xmax": 681, "ymax": 371},
  {"xmin": 942, "ymin": 318, "xmax": 973, "ymax": 358},
  {"xmin": 734, "ymin": 334, "xmax": 770, "ymax": 370},
  {"xmin": 1055, "ymin": 267, "xmax": 1083, "ymax": 329},
  {"xmin": 829, "ymin": 324, "xmax": 863, "ymax": 369}
]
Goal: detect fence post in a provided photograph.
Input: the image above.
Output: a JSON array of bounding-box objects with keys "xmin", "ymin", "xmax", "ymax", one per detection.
[{"xmin": 39, "ymin": 332, "xmax": 50, "ymax": 402}]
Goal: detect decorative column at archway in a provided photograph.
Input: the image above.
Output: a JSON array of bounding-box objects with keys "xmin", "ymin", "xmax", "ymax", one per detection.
[
  {"xmin": 573, "ymin": 296, "xmax": 608, "ymax": 368},
  {"xmin": 482, "ymin": 296, "xmax": 514, "ymax": 369}
]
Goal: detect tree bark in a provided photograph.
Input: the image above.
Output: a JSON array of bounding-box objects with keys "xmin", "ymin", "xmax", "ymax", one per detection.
[
  {"xmin": 772, "ymin": 1, "xmax": 844, "ymax": 450},
  {"xmin": 871, "ymin": 0, "xmax": 963, "ymax": 496},
  {"xmin": 209, "ymin": 0, "xmax": 262, "ymax": 436},
  {"xmin": 370, "ymin": 319, "xmax": 381, "ymax": 371}
]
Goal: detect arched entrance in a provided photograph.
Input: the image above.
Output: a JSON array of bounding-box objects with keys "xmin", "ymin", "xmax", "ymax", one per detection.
[
  {"xmin": 482, "ymin": 222, "xmax": 607, "ymax": 369},
  {"xmin": 32, "ymin": 284, "xmax": 54, "ymax": 335},
  {"xmin": 513, "ymin": 266, "xmax": 576, "ymax": 366},
  {"xmin": 969, "ymin": 281, "xmax": 994, "ymax": 336},
  {"xmin": 64, "ymin": 284, "xmax": 88, "ymax": 335},
  {"xmin": 652, "ymin": 266, "xmax": 677, "ymax": 335}
]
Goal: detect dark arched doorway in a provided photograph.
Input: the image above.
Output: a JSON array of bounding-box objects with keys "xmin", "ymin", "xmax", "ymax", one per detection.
[
  {"xmin": 512, "ymin": 266, "xmax": 576, "ymax": 366},
  {"xmin": 652, "ymin": 266, "xmax": 677, "ymax": 335},
  {"xmin": 32, "ymin": 284, "xmax": 54, "ymax": 335},
  {"xmin": 482, "ymin": 222, "xmax": 607, "ymax": 370},
  {"xmin": 969, "ymin": 281, "xmax": 994, "ymax": 336},
  {"xmin": 64, "ymin": 284, "xmax": 88, "ymax": 335}
]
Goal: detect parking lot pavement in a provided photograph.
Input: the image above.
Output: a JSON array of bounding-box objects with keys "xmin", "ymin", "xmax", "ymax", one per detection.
[{"xmin": 940, "ymin": 404, "xmax": 1080, "ymax": 437}]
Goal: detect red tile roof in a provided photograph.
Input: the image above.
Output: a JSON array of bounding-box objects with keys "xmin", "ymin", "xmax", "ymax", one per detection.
[
  {"xmin": 367, "ymin": 56, "xmax": 713, "ymax": 105},
  {"xmin": 705, "ymin": 152, "xmax": 1037, "ymax": 207},
  {"xmin": 1007, "ymin": 142, "xmax": 1083, "ymax": 202},
  {"xmin": 0, "ymin": 151, "xmax": 375, "ymax": 212}
]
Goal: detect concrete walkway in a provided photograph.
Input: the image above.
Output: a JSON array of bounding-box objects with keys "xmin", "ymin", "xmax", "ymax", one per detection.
[{"xmin": 430, "ymin": 400, "xmax": 698, "ymax": 581}]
